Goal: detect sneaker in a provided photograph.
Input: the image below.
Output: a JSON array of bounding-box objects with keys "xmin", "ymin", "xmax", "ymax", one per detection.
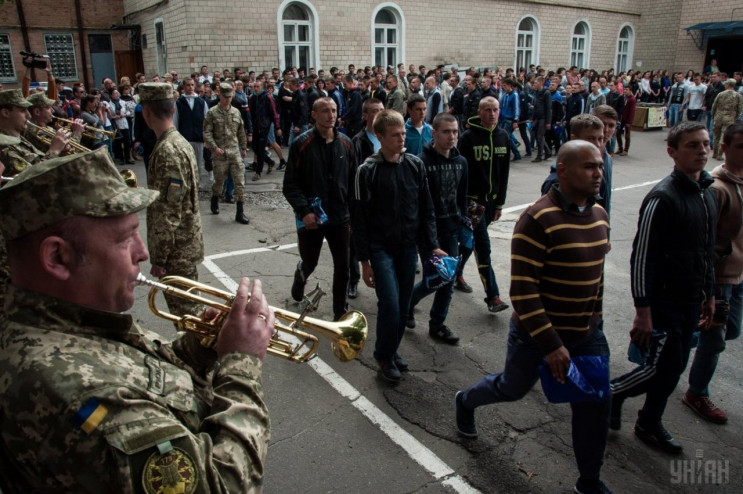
[
  {"xmin": 378, "ymin": 360, "xmax": 401, "ymax": 382},
  {"xmin": 487, "ymin": 296, "xmax": 509, "ymax": 313},
  {"xmin": 634, "ymin": 422, "xmax": 683, "ymax": 454},
  {"xmin": 455, "ymin": 391, "xmax": 478, "ymax": 438},
  {"xmin": 347, "ymin": 281, "xmax": 358, "ymax": 299},
  {"xmin": 208, "ymin": 171, "xmax": 215, "ymax": 182},
  {"xmin": 682, "ymin": 391, "xmax": 728, "ymax": 424},
  {"xmin": 574, "ymin": 478, "xmax": 614, "ymax": 494},
  {"xmin": 532, "ymin": 157, "xmax": 543, "ymax": 163},
  {"xmin": 252, "ymin": 173, "xmax": 261, "ymax": 181},
  {"xmin": 267, "ymin": 165, "xmax": 274, "ymax": 174},
  {"xmin": 291, "ymin": 261, "xmax": 306, "ymax": 302},
  {"xmin": 405, "ymin": 313, "xmax": 416, "ymax": 329},
  {"xmin": 393, "ymin": 353, "xmax": 409, "ymax": 371},
  {"xmin": 429, "ymin": 325, "xmax": 460, "ymax": 345},
  {"xmin": 609, "ymin": 397, "xmax": 623, "ymax": 431},
  {"xmin": 454, "ymin": 276, "xmax": 473, "ymax": 293},
  {"xmin": 512, "ymin": 155, "xmax": 521, "ymax": 162},
  {"xmin": 278, "ymin": 159, "xmax": 287, "ymax": 171}
]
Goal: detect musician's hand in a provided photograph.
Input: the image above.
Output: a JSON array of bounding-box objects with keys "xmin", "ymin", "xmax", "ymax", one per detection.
[
  {"xmin": 545, "ymin": 345, "xmax": 570, "ymax": 384},
  {"xmin": 49, "ymin": 129, "xmax": 69, "ymax": 155},
  {"xmin": 361, "ymin": 261, "xmax": 375, "ymax": 289},
  {"xmin": 71, "ymin": 119, "xmax": 85, "ymax": 134},
  {"xmin": 302, "ymin": 212, "xmax": 319, "ymax": 230},
  {"xmin": 217, "ymin": 278, "xmax": 274, "ymax": 360},
  {"xmin": 150, "ymin": 265, "xmax": 166, "ymax": 278}
]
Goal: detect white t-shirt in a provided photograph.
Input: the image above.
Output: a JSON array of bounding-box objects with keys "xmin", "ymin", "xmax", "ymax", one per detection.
[{"xmin": 688, "ymin": 83, "xmax": 707, "ymax": 110}]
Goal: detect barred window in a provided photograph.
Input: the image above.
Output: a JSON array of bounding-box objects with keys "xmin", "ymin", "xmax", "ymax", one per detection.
[
  {"xmin": 43, "ymin": 33, "xmax": 78, "ymax": 80},
  {"xmin": 0, "ymin": 34, "xmax": 16, "ymax": 83}
]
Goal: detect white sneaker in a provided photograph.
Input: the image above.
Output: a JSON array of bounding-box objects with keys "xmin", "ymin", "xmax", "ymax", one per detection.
[{"xmin": 208, "ymin": 171, "xmax": 214, "ymax": 182}]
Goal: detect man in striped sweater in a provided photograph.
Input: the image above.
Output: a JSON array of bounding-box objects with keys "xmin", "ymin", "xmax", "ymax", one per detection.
[{"xmin": 456, "ymin": 140, "xmax": 613, "ymax": 494}]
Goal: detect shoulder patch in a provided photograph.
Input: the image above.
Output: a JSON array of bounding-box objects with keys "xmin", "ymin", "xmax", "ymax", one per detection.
[
  {"xmin": 72, "ymin": 397, "xmax": 108, "ymax": 434},
  {"xmin": 142, "ymin": 447, "xmax": 198, "ymax": 494}
]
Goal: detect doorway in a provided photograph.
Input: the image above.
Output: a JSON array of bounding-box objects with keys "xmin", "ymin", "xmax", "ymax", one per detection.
[
  {"xmin": 89, "ymin": 34, "xmax": 116, "ymax": 86},
  {"xmin": 705, "ymin": 36, "xmax": 743, "ymax": 74}
]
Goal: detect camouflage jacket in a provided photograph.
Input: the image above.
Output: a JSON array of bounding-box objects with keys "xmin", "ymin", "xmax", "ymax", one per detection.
[
  {"xmin": 0, "ymin": 286, "xmax": 270, "ymax": 493},
  {"xmin": 146, "ymin": 127, "xmax": 204, "ymax": 268},
  {"xmin": 0, "ymin": 131, "xmax": 52, "ymax": 177},
  {"xmin": 203, "ymin": 104, "xmax": 247, "ymax": 153},
  {"xmin": 712, "ymin": 89, "xmax": 743, "ymax": 120}
]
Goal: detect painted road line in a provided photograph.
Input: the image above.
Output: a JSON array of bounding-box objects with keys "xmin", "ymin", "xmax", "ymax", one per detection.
[{"xmin": 204, "ymin": 253, "xmax": 483, "ymax": 494}]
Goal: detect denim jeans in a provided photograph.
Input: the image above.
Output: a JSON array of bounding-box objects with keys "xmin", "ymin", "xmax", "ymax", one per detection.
[
  {"xmin": 409, "ymin": 231, "xmax": 459, "ymax": 329},
  {"xmin": 668, "ymin": 104, "xmax": 684, "ymax": 127},
  {"xmin": 457, "ymin": 201, "xmax": 500, "ymax": 300},
  {"xmin": 611, "ymin": 303, "xmax": 700, "ymax": 428},
  {"xmin": 288, "ymin": 124, "xmax": 309, "ymax": 148},
  {"xmin": 517, "ymin": 122, "xmax": 533, "ymax": 155},
  {"xmin": 499, "ymin": 119, "xmax": 521, "ymax": 159},
  {"xmin": 461, "ymin": 319, "xmax": 611, "ymax": 480},
  {"xmin": 688, "ymin": 282, "xmax": 743, "ymax": 396},
  {"xmin": 370, "ymin": 243, "xmax": 418, "ymax": 362},
  {"xmin": 221, "ymin": 170, "xmax": 234, "ymax": 199}
]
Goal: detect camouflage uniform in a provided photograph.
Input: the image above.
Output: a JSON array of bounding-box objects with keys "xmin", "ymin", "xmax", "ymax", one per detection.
[
  {"xmin": 24, "ymin": 92, "xmax": 84, "ymax": 154},
  {"xmin": 0, "ymin": 148, "xmax": 270, "ymax": 493},
  {"xmin": 712, "ymin": 85, "xmax": 743, "ymax": 159},
  {"xmin": 203, "ymin": 94, "xmax": 247, "ymax": 201},
  {"xmin": 147, "ymin": 126, "xmax": 205, "ymax": 317}
]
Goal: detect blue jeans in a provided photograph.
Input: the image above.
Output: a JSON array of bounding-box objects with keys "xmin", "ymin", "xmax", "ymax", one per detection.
[
  {"xmin": 461, "ymin": 320, "xmax": 611, "ymax": 480},
  {"xmin": 457, "ymin": 201, "xmax": 500, "ymax": 300},
  {"xmin": 517, "ymin": 122, "xmax": 532, "ymax": 155},
  {"xmin": 370, "ymin": 243, "xmax": 418, "ymax": 362},
  {"xmin": 499, "ymin": 119, "xmax": 521, "ymax": 159},
  {"xmin": 409, "ymin": 232, "xmax": 459, "ymax": 329},
  {"xmin": 668, "ymin": 104, "xmax": 684, "ymax": 127},
  {"xmin": 288, "ymin": 124, "xmax": 309, "ymax": 148},
  {"xmin": 611, "ymin": 303, "xmax": 700, "ymax": 428},
  {"xmin": 688, "ymin": 282, "xmax": 743, "ymax": 396}
]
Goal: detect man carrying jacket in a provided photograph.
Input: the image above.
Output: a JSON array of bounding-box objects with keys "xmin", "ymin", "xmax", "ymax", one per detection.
[
  {"xmin": 283, "ymin": 97, "xmax": 356, "ymax": 321},
  {"xmin": 456, "ymin": 96, "xmax": 510, "ymax": 313}
]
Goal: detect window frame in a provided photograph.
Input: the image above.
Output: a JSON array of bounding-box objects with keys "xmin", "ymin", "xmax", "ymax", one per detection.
[
  {"xmin": 514, "ymin": 15, "xmax": 540, "ymax": 72},
  {"xmin": 43, "ymin": 32, "xmax": 78, "ymax": 81},
  {"xmin": 569, "ymin": 21, "xmax": 591, "ymax": 70},
  {"xmin": 0, "ymin": 33, "xmax": 17, "ymax": 83},
  {"xmin": 370, "ymin": 3, "xmax": 405, "ymax": 69},
  {"xmin": 277, "ymin": 0, "xmax": 320, "ymax": 71},
  {"xmin": 154, "ymin": 18, "xmax": 167, "ymax": 79},
  {"xmin": 615, "ymin": 24, "xmax": 634, "ymax": 73}
]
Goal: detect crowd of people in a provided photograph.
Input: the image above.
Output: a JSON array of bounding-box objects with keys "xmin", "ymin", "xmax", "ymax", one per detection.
[{"xmin": 1, "ymin": 54, "xmax": 743, "ymax": 494}]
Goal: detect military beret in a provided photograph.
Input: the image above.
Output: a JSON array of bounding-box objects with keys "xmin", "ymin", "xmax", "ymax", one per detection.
[
  {"xmin": 0, "ymin": 147, "xmax": 159, "ymax": 240},
  {"xmin": 0, "ymin": 89, "xmax": 32, "ymax": 108},
  {"xmin": 137, "ymin": 82, "xmax": 174, "ymax": 102},
  {"xmin": 219, "ymin": 83, "xmax": 234, "ymax": 97},
  {"xmin": 26, "ymin": 92, "xmax": 57, "ymax": 108}
]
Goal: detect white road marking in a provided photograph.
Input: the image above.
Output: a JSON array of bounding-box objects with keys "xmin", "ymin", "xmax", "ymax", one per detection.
[
  {"xmin": 204, "ymin": 251, "xmax": 483, "ymax": 494},
  {"xmin": 201, "ymin": 178, "xmax": 660, "ymax": 493}
]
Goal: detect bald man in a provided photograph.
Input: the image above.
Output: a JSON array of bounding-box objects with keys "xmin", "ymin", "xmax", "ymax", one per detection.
[{"xmin": 456, "ymin": 140, "xmax": 613, "ymax": 494}]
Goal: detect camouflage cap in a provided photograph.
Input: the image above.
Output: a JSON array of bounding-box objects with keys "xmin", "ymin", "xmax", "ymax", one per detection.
[
  {"xmin": 26, "ymin": 92, "xmax": 57, "ymax": 108},
  {"xmin": 725, "ymin": 78, "xmax": 737, "ymax": 87},
  {"xmin": 219, "ymin": 83, "xmax": 234, "ymax": 97},
  {"xmin": 0, "ymin": 89, "xmax": 32, "ymax": 108},
  {"xmin": 137, "ymin": 82, "xmax": 174, "ymax": 102},
  {"xmin": 0, "ymin": 147, "xmax": 159, "ymax": 240}
]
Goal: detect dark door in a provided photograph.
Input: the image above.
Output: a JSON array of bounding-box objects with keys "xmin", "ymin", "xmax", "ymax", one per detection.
[
  {"xmin": 706, "ymin": 36, "xmax": 743, "ymax": 74},
  {"xmin": 115, "ymin": 50, "xmax": 144, "ymax": 84}
]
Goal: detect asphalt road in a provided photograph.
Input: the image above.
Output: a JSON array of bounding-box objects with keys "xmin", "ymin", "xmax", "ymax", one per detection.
[{"xmin": 129, "ymin": 125, "xmax": 741, "ymax": 494}]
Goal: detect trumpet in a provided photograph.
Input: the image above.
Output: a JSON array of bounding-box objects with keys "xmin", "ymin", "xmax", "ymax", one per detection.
[
  {"xmin": 26, "ymin": 121, "xmax": 90, "ymax": 154},
  {"xmin": 137, "ymin": 274, "xmax": 368, "ymax": 363},
  {"xmin": 53, "ymin": 116, "xmax": 116, "ymax": 140}
]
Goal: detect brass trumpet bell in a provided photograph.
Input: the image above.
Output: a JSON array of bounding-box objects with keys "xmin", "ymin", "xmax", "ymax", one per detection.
[{"xmin": 137, "ymin": 274, "xmax": 367, "ymax": 363}]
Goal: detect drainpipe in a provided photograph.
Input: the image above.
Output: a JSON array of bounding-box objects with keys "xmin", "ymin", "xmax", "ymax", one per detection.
[
  {"xmin": 15, "ymin": 0, "xmax": 32, "ymax": 82},
  {"xmin": 74, "ymin": 0, "xmax": 90, "ymax": 88}
]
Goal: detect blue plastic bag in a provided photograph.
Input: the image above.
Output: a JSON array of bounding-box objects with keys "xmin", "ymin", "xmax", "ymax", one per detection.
[
  {"xmin": 539, "ymin": 355, "xmax": 610, "ymax": 403},
  {"xmin": 627, "ymin": 329, "xmax": 667, "ymax": 365},
  {"xmin": 296, "ymin": 197, "xmax": 329, "ymax": 231},
  {"xmin": 422, "ymin": 255, "xmax": 461, "ymax": 290}
]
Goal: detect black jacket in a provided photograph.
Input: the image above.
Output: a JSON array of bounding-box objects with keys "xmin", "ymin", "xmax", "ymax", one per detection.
[
  {"xmin": 631, "ymin": 169, "xmax": 717, "ymax": 307},
  {"xmin": 282, "ymin": 127, "xmax": 356, "ymax": 226},
  {"xmin": 459, "ymin": 116, "xmax": 510, "ymax": 208},
  {"xmin": 290, "ymin": 89, "xmax": 309, "ymax": 127},
  {"xmin": 533, "ymin": 88, "xmax": 551, "ymax": 121},
  {"xmin": 352, "ymin": 128, "xmax": 376, "ymax": 166},
  {"xmin": 449, "ymin": 86, "xmax": 464, "ymax": 116},
  {"xmin": 342, "ymin": 87, "xmax": 363, "ymax": 136},
  {"xmin": 418, "ymin": 143, "xmax": 468, "ymax": 235},
  {"xmin": 353, "ymin": 151, "xmax": 439, "ymax": 261},
  {"xmin": 463, "ymin": 87, "xmax": 482, "ymax": 121},
  {"xmin": 248, "ymin": 90, "xmax": 279, "ymax": 137},
  {"xmin": 606, "ymin": 91, "xmax": 625, "ymax": 120}
]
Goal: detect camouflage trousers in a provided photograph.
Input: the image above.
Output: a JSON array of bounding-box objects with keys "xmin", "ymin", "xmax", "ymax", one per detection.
[
  {"xmin": 212, "ymin": 151, "xmax": 245, "ymax": 201},
  {"xmin": 713, "ymin": 115, "xmax": 735, "ymax": 158},
  {"xmin": 161, "ymin": 263, "xmax": 203, "ymax": 320}
]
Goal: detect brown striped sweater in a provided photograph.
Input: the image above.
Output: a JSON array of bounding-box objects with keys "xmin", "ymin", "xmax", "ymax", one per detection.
[{"xmin": 510, "ymin": 186, "xmax": 610, "ymax": 355}]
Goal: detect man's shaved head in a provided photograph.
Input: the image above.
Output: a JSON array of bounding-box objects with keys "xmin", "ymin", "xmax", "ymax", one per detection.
[{"xmin": 558, "ymin": 140, "xmax": 601, "ymax": 168}]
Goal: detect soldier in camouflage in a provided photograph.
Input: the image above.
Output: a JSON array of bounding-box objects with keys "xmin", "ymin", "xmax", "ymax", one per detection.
[
  {"xmin": 712, "ymin": 79, "xmax": 743, "ymax": 160},
  {"xmin": 0, "ymin": 147, "xmax": 273, "ymax": 493},
  {"xmin": 140, "ymin": 83, "xmax": 205, "ymax": 318},
  {"xmin": 203, "ymin": 82, "xmax": 251, "ymax": 224},
  {"xmin": 25, "ymin": 91, "xmax": 85, "ymax": 153}
]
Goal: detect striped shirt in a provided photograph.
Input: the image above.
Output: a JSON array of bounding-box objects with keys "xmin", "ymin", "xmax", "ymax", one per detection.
[{"xmin": 510, "ymin": 187, "xmax": 610, "ymax": 355}]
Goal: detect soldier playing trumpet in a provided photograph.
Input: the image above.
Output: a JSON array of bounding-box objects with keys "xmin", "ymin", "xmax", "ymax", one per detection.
[{"xmin": 25, "ymin": 92, "xmax": 85, "ymax": 154}]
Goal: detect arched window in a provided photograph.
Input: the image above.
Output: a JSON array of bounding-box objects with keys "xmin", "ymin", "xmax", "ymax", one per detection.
[
  {"xmin": 278, "ymin": 1, "xmax": 318, "ymax": 71},
  {"xmin": 515, "ymin": 16, "xmax": 539, "ymax": 71},
  {"xmin": 371, "ymin": 4, "xmax": 404, "ymax": 68},
  {"xmin": 615, "ymin": 25, "xmax": 634, "ymax": 73},
  {"xmin": 570, "ymin": 21, "xmax": 590, "ymax": 69}
]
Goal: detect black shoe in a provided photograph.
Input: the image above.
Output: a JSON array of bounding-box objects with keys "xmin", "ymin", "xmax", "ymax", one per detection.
[
  {"xmin": 429, "ymin": 325, "xmax": 460, "ymax": 344},
  {"xmin": 278, "ymin": 159, "xmax": 287, "ymax": 171},
  {"xmin": 454, "ymin": 276, "xmax": 473, "ymax": 293},
  {"xmin": 545, "ymin": 153, "xmax": 552, "ymax": 160},
  {"xmin": 532, "ymin": 157, "xmax": 543, "ymax": 163},
  {"xmin": 405, "ymin": 313, "xmax": 416, "ymax": 329},
  {"xmin": 347, "ymin": 282, "xmax": 358, "ymax": 299},
  {"xmin": 634, "ymin": 422, "xmax": 683, "ymax": 454},
  {"xmin": 378, "ymin": 360, "xmax": 401, "ymax": 382},
  {"xmin": 512, "ymin": 155, "xmax": 521, "ymax": 162},
  {"xmin": 210, "ymin": 195, "xmax": 219, "ymax": 214},
  {"xmin": 609, "ymin": 397, "xmax": 623, "ymax": 430},
  {"xmin": 393, "ymin": 353, "xmax": 409, "ymax": 371},
  {"xmin": 487, "ymin": 296, "xmax": 509, "ymax": 313},
  {"xmin": 291, "ymin": 261, "xmax": 306, "ymax": 301},
  {"xmin": 574, "ymin": 478, "xmax": 614, "ymax": 494},
  {"xmin": 455, "ymin": 391, "xmax": 478, "ymax": 437},
  {"xmin": 235, "ymin": 202, "xmax": 250, "ymax": 225}
]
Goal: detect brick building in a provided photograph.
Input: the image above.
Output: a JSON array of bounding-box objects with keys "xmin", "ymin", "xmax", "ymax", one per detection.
[{"xmin": 0, "ymin": 0, "xmax": 741, "ymax": 89}]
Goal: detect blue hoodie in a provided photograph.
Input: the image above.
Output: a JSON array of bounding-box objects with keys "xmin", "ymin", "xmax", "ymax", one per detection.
[{"xmin": 404, "ymin": 118, "xmax": 433, "ymax": 156}]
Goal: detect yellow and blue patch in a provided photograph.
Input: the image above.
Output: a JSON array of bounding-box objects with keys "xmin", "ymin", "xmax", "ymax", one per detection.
[{"xmin": 73, "ymin": 397, "xmax": 108, "ymax": 434}]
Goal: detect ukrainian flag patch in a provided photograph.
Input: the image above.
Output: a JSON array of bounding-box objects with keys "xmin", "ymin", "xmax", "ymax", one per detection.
[{"xmin": 73, "ymin": 398, "xmax": 108, "ymax": 434}]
